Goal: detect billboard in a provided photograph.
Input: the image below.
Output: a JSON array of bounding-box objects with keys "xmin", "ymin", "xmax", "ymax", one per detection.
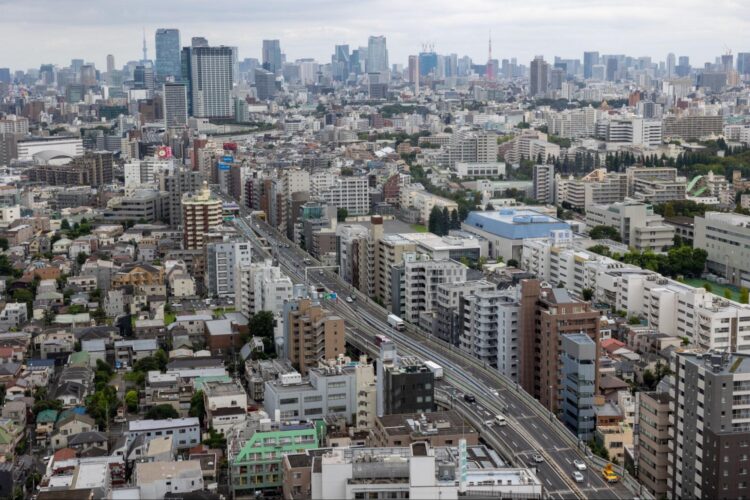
[
  {"xmin": 218, "ymin": 162, "xmax": 231, "ymax": 171},
  {"xmin": 222, "ymin": 155, "xmax": 234, "ymax": 163}
]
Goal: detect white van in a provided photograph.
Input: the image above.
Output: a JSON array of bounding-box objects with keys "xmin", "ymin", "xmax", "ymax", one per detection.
[{"xmin": 495, "ymin": 414, "xmax": 508, "ymax": 426}]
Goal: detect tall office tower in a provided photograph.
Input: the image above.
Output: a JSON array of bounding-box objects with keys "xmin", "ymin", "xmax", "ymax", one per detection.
[
  {"xmin": 529, "ymin": 56, "xmax": 549, "ymax": 97},
  {"xmin": 71, "ymin": 59, "xmax": 84, "ymax": 77},
  {"xmin": 366, "ymin": 35, "xmax": 389, "ymax": 73},
  {"xmin": 191, "ymin": 37, "xmax": 208, "ymax": 48},
  {"xmin": 182, "ymin": 45, "xmax": 234, "ymax": 118},
  {"xmin": 262, "ymin": 39, "xmax": 282, "ymax": 73},
  {"xmin": 738, "ymin": 52, "xmax": 750, "ymax": 76},
  {"xmin": 106, "ymin": 54, "xmax": 115, "ymax": 73},
  {"xmin": 666, "ymin": 52, "xmax": 676, "ymax": 78},
  {"xmin": 605, "ymin": 57, "xmax": 618, "ymax": 81},
  {"xmin": 350, "ymin": 49, "xmax": 362, "ymax": 75},
  {"xmin": 159, "ymin": 167, "xmax": 203, "ymax": 227},
  {"xmin": 418, "ymin": 51, "xmax": 437, "ymax": 77},
  {"xmin": 676, "ymin": 55, "xmax": 691, "ymax": 77},
  {"xmin": 668, "ymin": 351, "xmax": 750, "ymax": 499},
  {"xmin": 254, "ymin": 68, "xmax": 276, "ymax": 101},
  {"xmin": 80, "ymin": 64, "xmax": 97, "ymax": 87},
  {"xmin": 282, "ymin": 297, "xmax": 346, "ymax": 376},
  {"xmin": 134, "ymin": 65, "xmax": 154, "ymax": 93},
  {"xmin": 331, "ymin": 44, "xmax": 350, "ymax": 81},
  {"xmin": 0, "ymin": 68, "xmax": 10, "ymax": 84},
  {"xmin": 583, "ymin": 51, "xmax": 599, "ymax": 79},
  {"xmin": 181, "ymin": 182, "xmax": 222, "ymax": 249},
  {"xmin": 722, "ymin": 53, "xmax": 734, "ymax": 73},
  {"xmin": 163, "ymin": 82, "xmax": 188, "ymax": 128},
  {"xmin": 155, "ymin": 28, "xmax": 181, "ymax": 81},
  {"xmin": 518, "ymin": 280, "xmax": 600, "ymax": 415},
  {"xmin": 408, "ymin": 55, "xmax": 419, "ymax": 92},
  {"xmin": 39, "ymin": 64, "xmax": 55, "ymax": 85}
]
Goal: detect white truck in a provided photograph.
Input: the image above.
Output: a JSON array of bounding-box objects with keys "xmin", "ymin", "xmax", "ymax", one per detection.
[
  {"xmin": 387, "ymin": 314, "xmax": 405, "ymax": 331},
  {"xmin": 424, "ymin": 360, "xmax": 444, "ymax": 379}
]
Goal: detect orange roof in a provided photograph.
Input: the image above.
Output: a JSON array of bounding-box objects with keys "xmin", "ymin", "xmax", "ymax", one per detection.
[
  {"xmin": 53, "ymin": 448, "xmax": 76, "ymax": 461},
  {"xmin": 601, "ymin": 338, "xmax": 626, "ymax": 354}
]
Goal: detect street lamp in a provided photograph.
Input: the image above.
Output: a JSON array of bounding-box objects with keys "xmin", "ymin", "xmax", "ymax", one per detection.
[{"xmin": 548, "ymin": 385, "xmax": 554, "ymax": 421}]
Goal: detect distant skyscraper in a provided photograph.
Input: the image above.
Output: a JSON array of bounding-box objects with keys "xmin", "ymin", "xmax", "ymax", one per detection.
[
  {"xmin": 106, "ymin": 54, "xmax": 115, "ymax": 73},
  {"xmin": 163, "ymin": 82, "xmax": 188, "ymax": 128},
  {"xmin": 605, "ymin": 57, "xmax": 618, "ymax": 81},
  {"xmin": 332, "ymin": 44, "xmax": 350, "ymax": 81},
  {"xmin": 418, "ymin": 51, "xmax": 437, "ymax": 77},
  {"xmin": 529, "ymin": 56, "xmax": 549, "ymax": 97},
  {"xmin": 134, "ymin": 65, "xmax": 154, "ymax": 93},
  {"xmin": 262, "ymin": 40, "xmax": 282, "ymax": 73},
  {"xmin": 721, "ymin": 53, "xmax": 734, "ymax": 73},
  {"xmin": 80, "ymin": 64, "xmax": 97, "ymax": 87},
  {"xmin": 191, "ymin": 37, "xmax": 209, "ymax": 48},
  {"xmin": 254, "ymin": 68, "xmax": 276, "ymax": 101},
  {"xmin": 155, "ymin": 29, "xmax": 181, "ymax": 81},
  {"xmin": 0, "ymin": 68, "xmax": 11, "ymax": 84},
  {"xmin": 583, "ymin": 51, "xmax": 599, "ymax": 79},
  {"xmin": 666, "ymin": 52, "xmax": 676, "ymax": 78},
  {"xmin": 408, "ymin": 55, "xmax": 419, "ymax": 90},
  {"xmin": 486, "ymin": 34, "xmax": 494, "ymax": 81},
  {"xmin": 738, "ymin": 53, "xmax": 750, "ymax": 76},
  {"xmin": 366, "ymin": 36, "xmax": 388, "ymax": 73},
  {"xmin": 182, "ymin": 45, "xmax": 233, "ymax": 118}
]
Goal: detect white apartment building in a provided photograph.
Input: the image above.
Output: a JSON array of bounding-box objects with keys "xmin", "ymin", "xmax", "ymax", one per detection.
[
  {"xmin": 694, "ymin": 212, "xmax": 750, "ymax": 287},
  {"xmin": 546, "ymin": 107, "xmax": 598, "ymax": 139},
  {"xmin": 556, "ymin": 169, "xmax": 628, "ymax": 210},
  {"xmin": 533, "ymin": 164, "xmax": 555, "ymax": 204},
  {"xmin": 441, "ymin": 129, "xmax": 497, "ymax": 168},
  {"xmin": 17, "ymin": 137, "xmax": 83, "ymax": 161},
  {"xmin": 598, "ymin": 117, "xmax": 663, "ymax": 147},
  {"xmin": 453, "ymin": 161, "xmax": 506, "ymax": 179},
  {"xmin": 135, "ymin": 460, "xmax": 204, "ymax": 499},
  {"xmin": 126, "ymin": 417, "xmax": 200, "ymax": 450},
  {"xmin": 585, "ymin": 200, "xmax": 675, "ymax": 251},
  {"xmin": 522, "ymin": 234, "xmax": 750, "ymax": 352},
  {"xmin": 124, "ymin": 157, "xmax": 173, "ymax": 187},
  {"xmin": 400, "ymin": 188, "xmax": 458, "ymax": 225},
  {"xmin": 206, "ymin": 241, "xmax": 252, "ymax": 298},
  {"xmin": 460, "ymin": 287, "xmax": 520, "ymax": 381},
  {"xmin": 234, "ymin": 259, "xmax": 293, "ymax": 317},
  {"xmin": 398, "ymin": 253, "xmax": 467, "ymax": 324},
  {"xmin": 0, "ymin": 115, "xmax": 29, "ymax": 135},
  {"xmin": 318, "ymin": 176, "xmax": 370, "ymax": 216}
]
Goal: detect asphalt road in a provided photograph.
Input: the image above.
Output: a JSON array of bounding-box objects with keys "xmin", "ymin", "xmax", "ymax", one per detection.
[{"xmin": 222, "ymin": 195, "xmax": 636, "ymax": 500}]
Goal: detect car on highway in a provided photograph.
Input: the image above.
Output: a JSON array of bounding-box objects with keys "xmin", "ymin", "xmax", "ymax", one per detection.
[
  {"xmin": 349, "ymin": 295, "xmax": 356, "ymax": 301},
  {"xmin": 494, "ymin": 414, "xmax": 507, "ymax": 426},
  {"xmin": 572, "ymin": 471, "xmax": 584, "ymax": 483},
  {"xmin": 532, "ymin": 454, "xmax": 544, "ymax": 463},
  {"xmin": 463, "ymin": 394, "xmax": 476, "ymax": 403},
  {"xmin": 573, "ymin": 459, "xmax": 587, "ymax": 471},
  {"xmin": 490, "ymin": 389, "xmax": 499, "ymax": 396},
  {"xmin": 346, "ymin": 296, "xmax": 353, "ymax": 303}
]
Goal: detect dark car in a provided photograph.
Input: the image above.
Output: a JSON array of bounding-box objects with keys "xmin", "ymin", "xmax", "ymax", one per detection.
[{"xmin": 463, "ymin": 394, "xmax": 476, "ymax": 403}]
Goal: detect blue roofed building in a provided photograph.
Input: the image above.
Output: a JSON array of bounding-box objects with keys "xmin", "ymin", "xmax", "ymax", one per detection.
[{"xmin": 461, "ymin": 209, "xmax": 571, "ymax": 262}]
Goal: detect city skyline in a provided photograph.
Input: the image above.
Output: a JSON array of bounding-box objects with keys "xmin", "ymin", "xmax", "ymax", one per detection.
[{"xmin": 1, "ymin": 0, "xmax": 749, "ymax": 70}]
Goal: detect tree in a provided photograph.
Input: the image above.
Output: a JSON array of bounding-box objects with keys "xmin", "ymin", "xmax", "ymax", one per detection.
[
  {"xmin": 507, "ymin": 259, "xmax": 519, "ymax": 268},
  {"xmin": 589, "ymin": 225, "xmax": 621, "ymax": 242},
  {"xmin": 61, "ymin": 219, "xmax": 70, "ymax": 230},
  {"xmin": 249, "ymin": 311, "xmax": 275, "ymax": 341},
  {"xmin": 85, "ymin": 385, "xmax": 118, "ymax": 428},
  {"xmin": 441, "ymin": 207, "xmax": 450, "ymax": 236},
  {"xmin": 189, "ymin": 390, "xmax": 206, "ymax": 427},
  {"xmin": 582, "ymin": 288, "xmax": 594, "ymax": 301},
  {"xmin": 428, "ymin": 206, "xmax": 442, "ymax": 235},
  {"xmin": 125, "ymin": 390, "xmax": 138, "ymax": 412},
  {"xmin": 203, "ymin": 427, "xmax": 227, "ymax": 448},
  {"xmin": 450, "ymin": 209, "xmax": 460, "ymax": 230},
  {"xmin": 337, "ymin": 208, "xmax": 348, "ymax": 222},
  {"xmin": 76, "ymin": 252, "xmax": 88, "ymax": 267},
  {"xmin": 628, "ymin": 315, "xmax": 641, "ymax": 325},
  {"xmin": 0, "ymin": 238, "xmax": 7, "ymax": 251},
  {"xmin": 11, "ymin": 289, "xmax": 34, "ymax": 317},
  {"xmin": 485, "ymin": 203, "xmax": 495, "ymax": 211},
  {"xmin": 704, "ymin": 283, "xmax": 713, "ymax": 293},
  {"xmin": 724, "ymin": 289, "xmax": 733, "ymax": 300},
  {"xmin": 741, "ymin": 288, "xmax": 749, "ymax": 304},
  {"xmin": 145, "ymin": 404, "xmax": 179, "ymax": 420}
]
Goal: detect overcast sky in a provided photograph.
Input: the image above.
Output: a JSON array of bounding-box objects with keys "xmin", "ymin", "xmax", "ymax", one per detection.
[{"xmin": 1, "ymin": 0, "xmax": 748, "ymax": 71}]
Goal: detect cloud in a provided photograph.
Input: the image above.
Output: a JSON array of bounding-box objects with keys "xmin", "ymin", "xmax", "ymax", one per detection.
[{"xmin": 0, "ymin": 0, "xmax": 747, "ymax": 71}]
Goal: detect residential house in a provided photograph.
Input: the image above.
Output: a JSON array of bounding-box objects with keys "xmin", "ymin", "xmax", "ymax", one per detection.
[
  {"xmin": 51, "ymin": 413, "xmax": 96, "ymax": 450},
  {"xmin": 68, "ymin": 431, "xmax": 109, "ymax": 457},
  {"xmin": 35, "ymin": 409, "xmax": 59, "ymax": 446},
  {"xmin": 111, "ymin": 263, "xmax": 164, "ymax": 289},
  {"xmin": 0, "ymin": 303, "xmax": 28, "ymax": 331},
  {"xmin": 114, "ymin": 339, "xmax": 159, "ymax": 367}
]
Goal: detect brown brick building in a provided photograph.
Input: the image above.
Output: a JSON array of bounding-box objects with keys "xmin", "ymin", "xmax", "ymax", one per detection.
[
  {"xmin": 283, "ymin": 298, "xmax": 345, "ymax": 376},
  {"xmin": 519, "ymin": 279, "xmax": 600, "ymax": 415}
]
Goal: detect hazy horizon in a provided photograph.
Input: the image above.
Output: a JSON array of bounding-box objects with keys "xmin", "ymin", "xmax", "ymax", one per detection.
[{"xmin": 1, "ymin": 0, "xmax": 748, "ymax": 71}]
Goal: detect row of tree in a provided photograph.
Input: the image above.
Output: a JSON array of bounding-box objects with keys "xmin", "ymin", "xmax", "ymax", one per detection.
[
  {"xmin": 587, "ymin": 244, "xmax": 707, "ymax": 279},
  {"xmin": 428, "ymin": 206, "xmax": 461, "ymax": 236}
]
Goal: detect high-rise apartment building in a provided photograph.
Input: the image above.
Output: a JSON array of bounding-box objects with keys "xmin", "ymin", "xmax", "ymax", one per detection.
[
  {"xmin": 666, "ymin": 52, "xmax": 676, "ymax": 78},
  {"xmin": 532, "ymin": 164, "xmax": 555, "ymax": 204},
  {"xmin": 155, "ymin": 29, "xmax": 181, "ymax": 81},
  {"xmin": 560, "ymin": 333, "xmax": 597, "ymax": 440},
  {"xmin": 106, "ymin": 54, "xmax": 115, "ymax": 73},
  {"xmin": 332, "ymin": 44, "xmax": 350, "ymax": 81},
  {"xmin": 234, "ymin": 259, "xmax": 293, "ymax": 318},
  {"xmin": 181, "ymin": 182, "xmax": 222, "ymax": 249},
  {"xmin": 668, "ymin": 351, "xmax": 750, "ymax": 499},
  {"xmin": 163, "ymin": 82, "xmax": 188, "ymax": 128},
  {"xmin": 205, "ymin": 241, "xmax": 252, "ymax": 298},
  {"xmin": 254, "ymin": 68, "xmax": 276, "ymax": 101},
  {"xmin": 159, "ymin": 166, "xmax": 204, "ymax": 228},
  {"xmin": 282, "ymin": 298, "xmax": 345, "ymax": 376},
  {"xmin": 376, "ymin": 339, "xmax": 435, "ymax": 416},
  {"xmin": 529, "ymin": 56, "xmax": 549, "ymax": 97},
  {"xmin": 366, "ymin": 36, "xmax": 389, "ymax": 74},
  {"xmin": 695, "ymin": 211, "xmax": 750, "ymax": 286},
  {"xmin": 738, "ymin": 52, "xmax": 750, "ymax": 76},
  {"xmin": 262, "ymin": 40, "xmax": 282, "ymax": 73},
  {"xmin": 519, "ymin": 280, "xmax": 600, "ymax": 415},
  {"xmin": 635, "ymin": 391, "xmax": 671, "ymax": 498},
  {"xmin": 182, "ymin": 45, "xmax": 233, "ymax": 118}
]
